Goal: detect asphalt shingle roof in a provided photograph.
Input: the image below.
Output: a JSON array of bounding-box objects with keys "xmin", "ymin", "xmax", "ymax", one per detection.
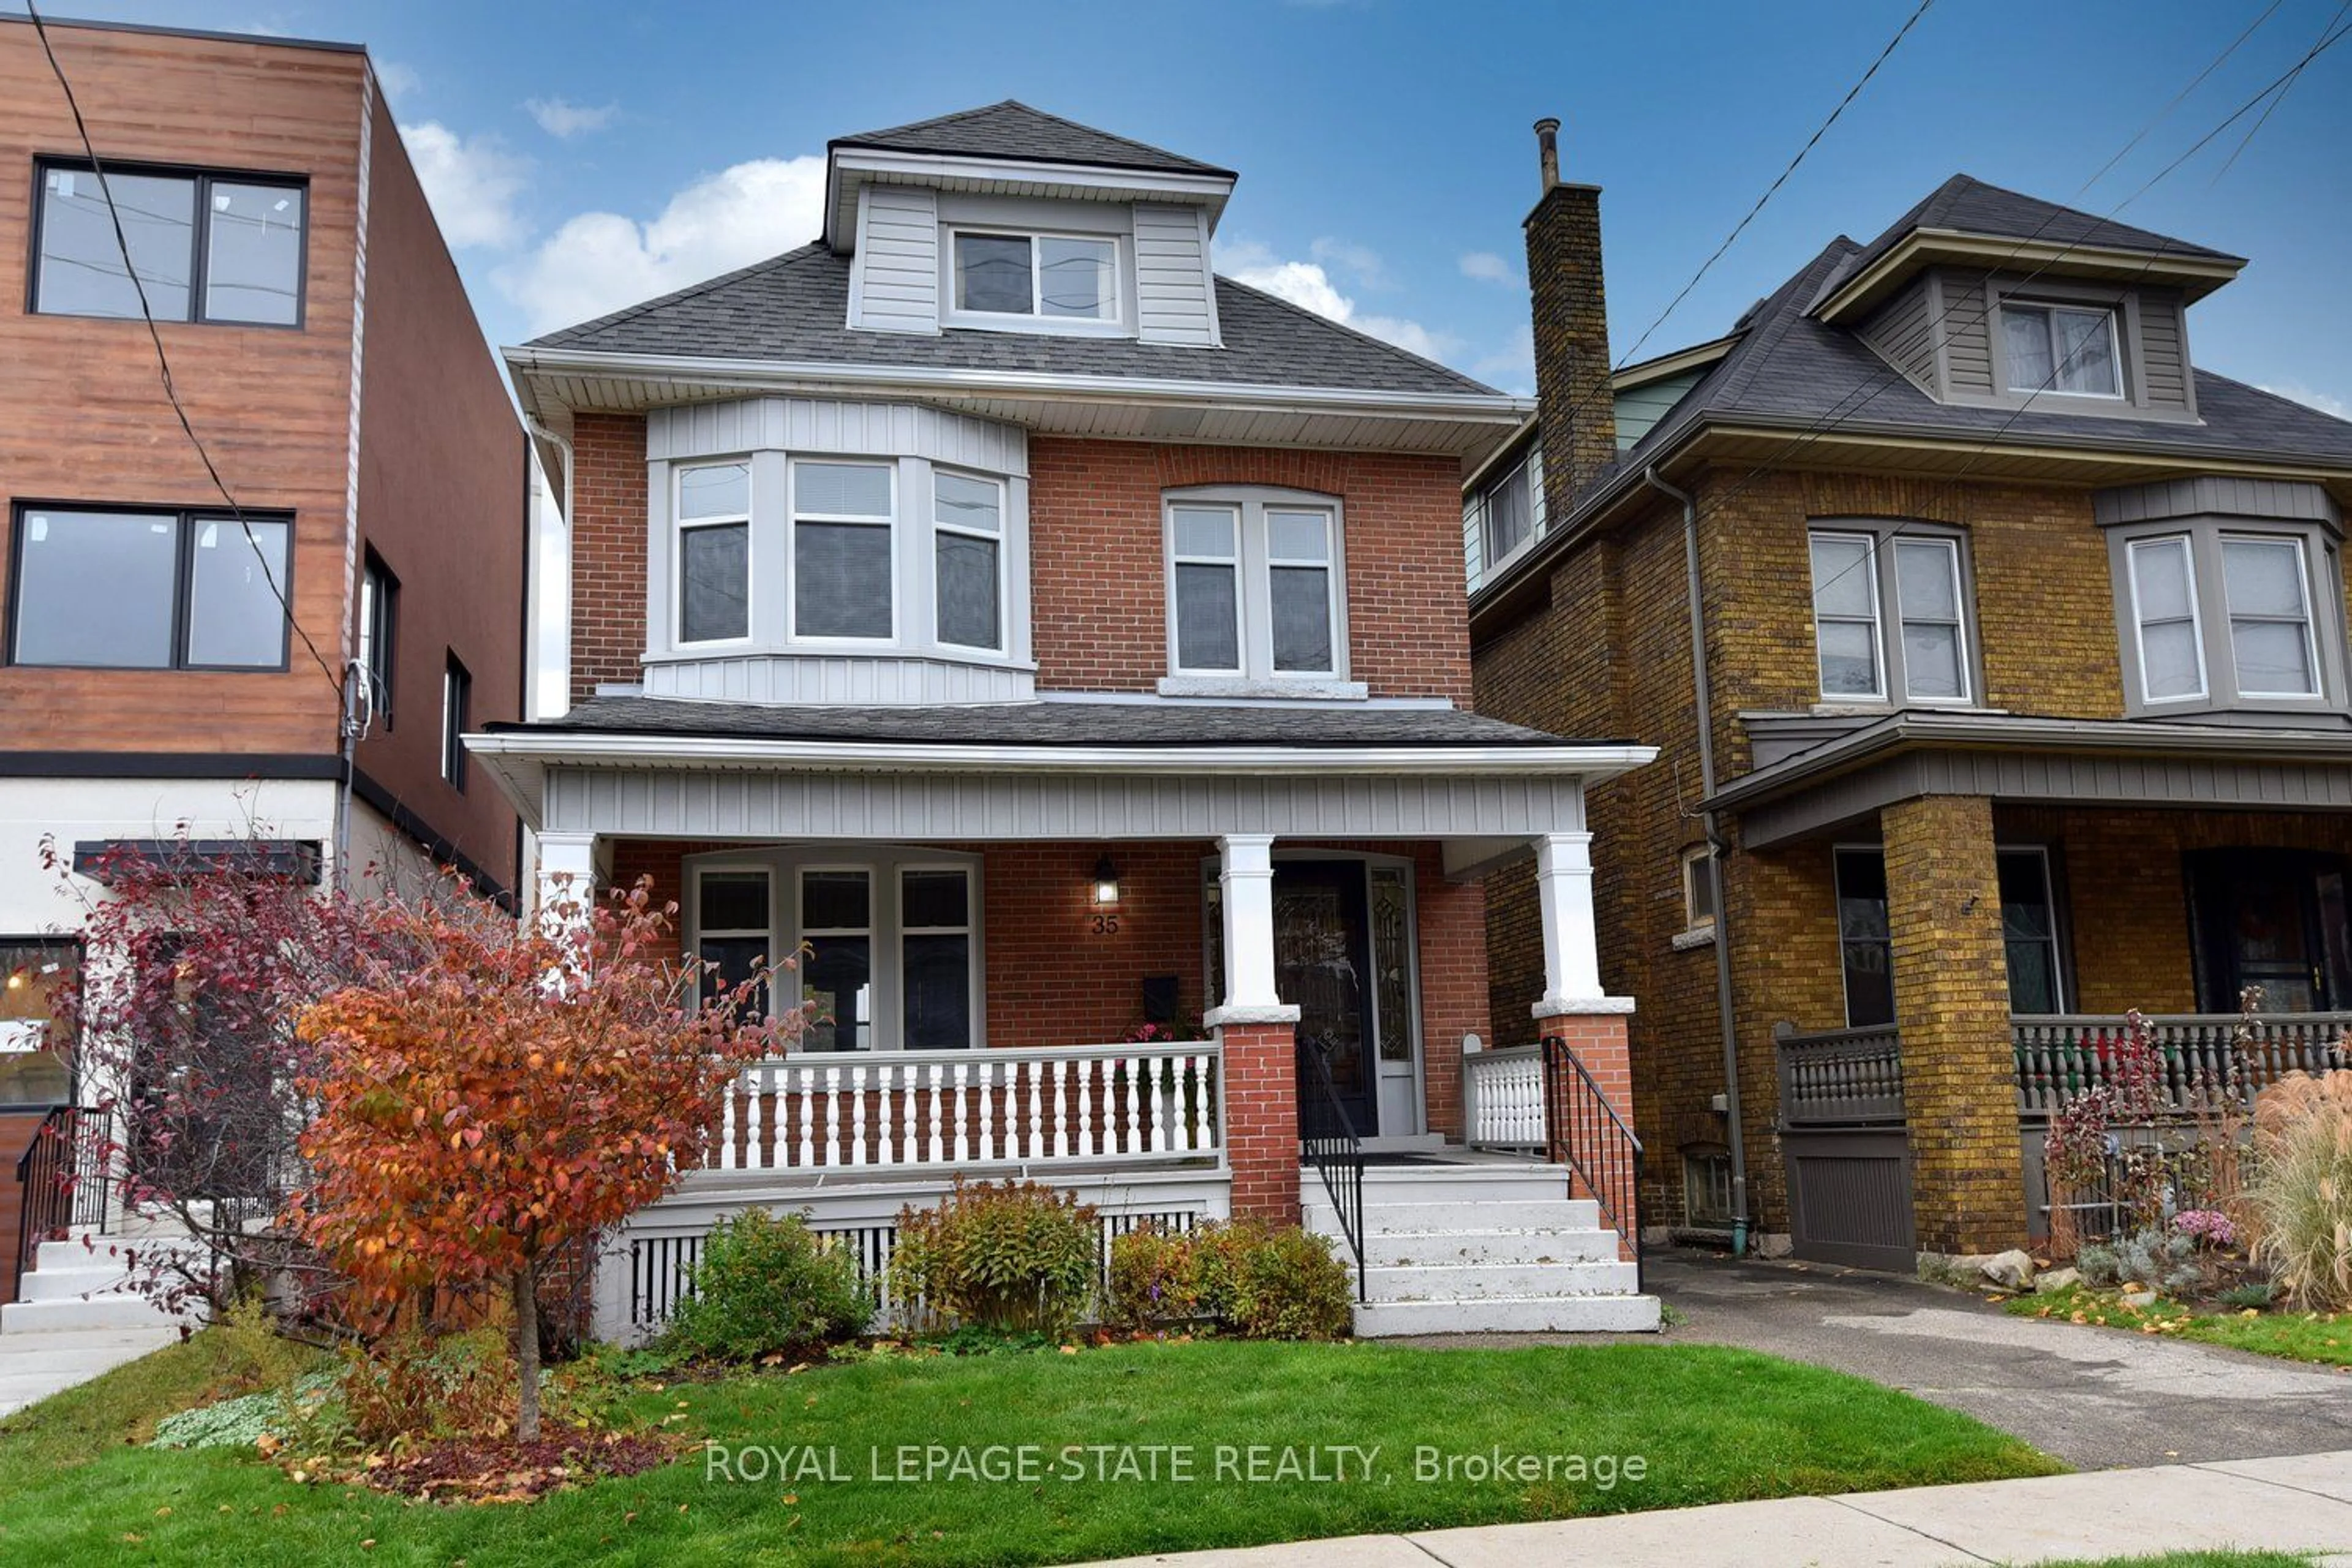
[
  {"xmin": 831, "ymin": 100, "xmax": 1234, "ymax": 178},
  {"xmin": 524, "ymin": 243, "xmax": 1498, "ymax": 397},
  {"xmin": 492, "ymin": 696, "xmax": 1596, "ymax": 750},
  {"xmin": 1836, "ymin": 173, "xmax": 2242, "ymax": 284}
]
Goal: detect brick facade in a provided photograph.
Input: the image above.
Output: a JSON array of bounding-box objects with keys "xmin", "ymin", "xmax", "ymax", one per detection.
[
  {"xmin": 1219, "ymin": 1020, "xmax": 1302, "ymax": 1223},
  {"xmin": 569, "ymin": 412, "xmax": 650, "ymax": 704}
]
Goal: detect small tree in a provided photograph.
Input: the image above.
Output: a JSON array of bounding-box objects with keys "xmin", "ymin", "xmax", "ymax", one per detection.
[{"xmin": 290, "ymin": 878, "xmax": 794, "ymax": 1440}]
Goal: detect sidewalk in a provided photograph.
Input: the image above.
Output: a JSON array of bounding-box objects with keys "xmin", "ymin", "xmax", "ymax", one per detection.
[
  {"xmin": 1082, "ymin": 1451, "xmax": 2352, "ymax": 1567},
  {"xmin": 0, "ymin": 1325, "xmax": 183, "ymax": 1419}
]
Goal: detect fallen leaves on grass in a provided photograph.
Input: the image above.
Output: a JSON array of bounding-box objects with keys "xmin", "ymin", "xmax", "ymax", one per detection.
[{"xmin": 320, "ymin": 1430, "xmax": 684, "ymax": 1504}]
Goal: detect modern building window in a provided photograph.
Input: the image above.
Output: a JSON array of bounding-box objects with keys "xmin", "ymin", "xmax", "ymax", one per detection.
[
  {"xmin": 900, "ymin": 868, "xmax": 974, "ymax": 1050},
  {"xmin": 358, "ymin": 550, "xmax": 398, "ymax": 726},
  {"xmin": 1466, "ymin": 447, "xmax": 1543, "ymax": 578},
  {"xmin": 1808, "ymin": 526, "xmax": 1976, "ymax": 705},
  {"xmin": 2222, "ymin": 535, "xmax": 2319, "ymax": 698},
  {"xmin": 9, "ymin": 507, "xmax": 288, "ymax": 671},
  {"xmin": 2002, "ymin": 303, "xmax": 2120, "ymax": 398},
  {"xmin": 1833, "ymin": 846, "xmax": 1895, "ymax": 1028},
  {"xmin": 1681, "ymin": 845, "xmax": 1719, "ymax": 933},
  {"xmin": 800, "ymin": 869, "xmax": 872, "ymax": 1052},
  {"xmin": 677, "ymin": 462, "xmax": 751, "ymax": 644},
  {"xmin": 0, "ymin": 938, "xmax": 78, "ymax": 1109},
  {"xmin": 440, "ymin": 653, "xmax": 471, "ymax": 790},
  {"xmin": 695, "ymin": 869, "xmax": 772, "ymax": 1015},
  {"xmin": 33, "ymin": 162, "xmax": 304, "ymax": 326},
  {"xmin": 933, "ymin": 471, "xmax": 1004, "ymax": 652},
  {"xmin": 1997, "ymin": 847, "xmax": 2065, "ymax": 1014},
  {"xmin": 950, "ymin": 231, "xmax": 1117, "ymax": 322},
  {"xmin": 792, "ymin": 459, "xmax": 894, "ymax": 640},
  {"xmin": 2125, "ymin": 535, "xmax": 2207, "ymax": 702},
  {"xmin": 1166, "ymin": 489, "xmax": 1346, "ymax": 682}
]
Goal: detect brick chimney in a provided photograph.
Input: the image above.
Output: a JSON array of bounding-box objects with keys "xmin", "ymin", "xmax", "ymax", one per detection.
[{"xmin": 1523, "ymin": 118, "xmax": 1616, "ymax": 517}]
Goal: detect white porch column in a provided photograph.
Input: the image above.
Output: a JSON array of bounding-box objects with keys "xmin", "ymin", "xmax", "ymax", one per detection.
[
  {"xmin": 1532, "ymin": 831, "xmax": 1634, "ymax": 1018},
  {"xmin": 1203, "ymin": 832, "xmax": 1298, "ymax": 1027},
  {"xmin": 533, "ymin": 831, "xmax": 600, "ymax": 954}
]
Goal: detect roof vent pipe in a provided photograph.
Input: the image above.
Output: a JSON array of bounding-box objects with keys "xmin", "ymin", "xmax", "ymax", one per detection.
[{"xmin": 1534, "ymin": 117, "xmax": 1561, "ymax": 192}]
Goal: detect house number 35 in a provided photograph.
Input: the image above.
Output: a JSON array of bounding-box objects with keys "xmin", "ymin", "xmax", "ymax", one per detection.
[{"xmin": 1090, "ymin": 914, "xmax": 1120, "ymax": 935}]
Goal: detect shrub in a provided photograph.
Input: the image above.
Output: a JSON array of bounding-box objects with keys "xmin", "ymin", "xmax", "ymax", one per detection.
[
  {"xmin": 1107, "ymin": 1220, "xmax": 1354, "ymax": 1341},
  {"xmin": 662, "ymin": 1208, "xmax": 872, "ymax": 1363},
  {"xmin": 2109, "ymin": 1226, "xmax": 2204, "ymax": 1295},
  {"xmin": 2075, "ymin": 1240, "xmax": 2120, "ymax": 1287},
  {"xmin": 1104, "ymin": 1224, "xmax": 1202, "ymax": 1329},
  {"xmin": 2249, "ymin": 1069, "xmax": 2352, "ymax": 1310},
  {"xmin": 336, "ymin": 1326, "xmax": 520, "ymax": 1446},
  {"xmin": 892, "ymin": 1180, "xmax": 1099, "ymax": 1335},
  {"xmin": 2217, "ymin": 1280, "xmax": 2275, "ymax": 1311},
  {"xmin": 1228, "ymin": 1226, "xmax": 1354, "ymax": 1341},
  {"xmin": 2173, "ymin": 1208, "xmax": 2237, "ymax": 1249}
]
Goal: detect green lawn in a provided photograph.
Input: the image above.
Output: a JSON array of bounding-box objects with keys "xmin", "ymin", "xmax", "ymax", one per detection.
[
  {"xmin": 0, "ymin": 1335, "xmax": 2059, "ymax": 1567},
  {"xmin": 2010, "ymin": 1287, "xmax": 2352, "ymax": 1368},
  {"xmin": 2041, "ymin": 1556, "xmax": 2323, "ymax": 1568}
]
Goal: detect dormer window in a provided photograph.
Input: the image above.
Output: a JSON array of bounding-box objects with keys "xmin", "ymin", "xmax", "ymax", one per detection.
[
  {"xmin": 2000, "ymin": 303, "xmax": 2121, "ymax": 398},
  {"xmin": 949, "ymin": 230, "xmax": 1118, "ymax": 325}
]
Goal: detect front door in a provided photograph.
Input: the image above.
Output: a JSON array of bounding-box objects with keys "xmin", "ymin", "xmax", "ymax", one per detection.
[
  {"xmin": 2187, "ymin": 849, "xmax": 2352, "ymax": 1012},
  {"xmin": 1273, "ymin": 861, "xmax": 1379, "ymax": 1134}
]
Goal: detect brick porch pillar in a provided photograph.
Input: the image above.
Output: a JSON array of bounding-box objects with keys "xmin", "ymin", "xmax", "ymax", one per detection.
[
  {"xmin": 1883, "ymin": 794, "xmax": 2027, "ymax": 1256},
  {"xmin": 1205, "ymin": 833, "xmax": 1303, "ymax": 1224}
]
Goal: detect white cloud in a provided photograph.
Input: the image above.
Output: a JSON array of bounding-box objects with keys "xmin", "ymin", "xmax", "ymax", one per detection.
[
  {"xmin": 1473, "ymin": 323, "xmax": 1535, "ymax": 394},
  {"xmin": 375, "ymin": 60, "xmax": 421, "ymax": 105},
  {"xmin": 526, "ymin": 97, "xmax": 619, "ymax": 138},
  {"xmin": 1215, "ymin": 238, "xmax": 1462, "ymax": 364},
  {"xmin": 2260, "ymin": 381, "xmax": 2350, "ymax": 420},
  {"xmin": 402, "ymin": 121, "xmax": 530, "ymax": 250},
  {"xmin": 1309, "ymin": 236, "xmax": 1390, "ymax": 292},
  {"xmin": 501, "ymin": 155, "xmax": 827, "ymax": 334},
  {"xmin": 1460, "ymin": 250, "xmax": 1515, "ymax": 284}
]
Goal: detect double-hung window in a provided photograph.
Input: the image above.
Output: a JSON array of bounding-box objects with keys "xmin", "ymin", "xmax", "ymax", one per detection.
[
  {"xmin": 800, "ymin": 870, "xmax": 873, "ymax": 1053},
  {"xmin": 2125, "ymin": 535, "xmax": 2207, "ymax": 702},
  {"xmin": 695, "ymin": 870, "xmax": 772, "ymax": 1015},
  {"xmin": 1836, "ymin": 845, "xmax": 2067, "ymax": 1024},
  {"xmin": 33, "ymin": 161, "xmax": 305, "ymax": 326},
  {"xmin": 676, "ymin": 462, "xmax": 750, "ymax": 644},
  {"xmin": 2222, "ymin": 535, "xmax": 2319, "ymax": 698},
  {"xmin": 358, "ymin": 550, "xmax": 398, "ymax": 725},
  {"xmin": 951, "ymin": 231, "xmax": 1118, "ymax": 323},
  {"xmin": 1166, "ymin": 490, "xmax": 1346, "ymax": 684},
  {"xmin": 10, "ymin": 506, "xmax": 290, "ymax": 671},
  {"xmin": 792, "ymin": 460, "xmax": 894, "ymax": 640},
  {"xmin": 2115, "ymin": 524, "xmax": 2338, "ymax": 712},
  {"xmin": 2002, "ymin": 303, "xmax": 2121, "ymax": 398},
  {"xmin": 933, "ymin": 471, "xmax": 1005, "ymax": 652},
  {"xmin": 1466, "ymin": 447, "xmax": 1543, "ymax": 579},
  {"xmin": 1807, "ymin": 526, "xmax": 1975, "ymax": 705}
]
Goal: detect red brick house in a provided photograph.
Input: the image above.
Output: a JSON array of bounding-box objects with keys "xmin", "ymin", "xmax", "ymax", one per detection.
[{"xmin": 482, "ymin": 104, "xmax": 1657, "ymax": 1337}]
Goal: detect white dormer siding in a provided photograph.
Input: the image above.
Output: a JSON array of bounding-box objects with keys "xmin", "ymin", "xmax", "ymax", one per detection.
[
  {"xmin": 1132, "ymin": 202, "xmax": 1220, "ymax": 347},
  {"xmin": 848, "ymin": 186, "xmax": 941, "ymax": 334}
]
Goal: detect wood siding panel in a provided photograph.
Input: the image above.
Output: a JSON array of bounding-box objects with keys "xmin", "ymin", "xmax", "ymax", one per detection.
[
  {"xmin": 0, "ymin": 21, "xmax": 365, "ymax": 755},
  {"xmin": 2138, "ymin": 287, "xmax": 2190, "ymax": 410},
  {"xmin": 1860, "ymin": 275, "xmax": 1939, "ymax": 394},
  {"xmin": 851, "ymin": 186, "xmax": 938, "ymax": 334},
  {"xmin": 1132, "ymin": 203, "xmax": 1217, "ymax": 347}
]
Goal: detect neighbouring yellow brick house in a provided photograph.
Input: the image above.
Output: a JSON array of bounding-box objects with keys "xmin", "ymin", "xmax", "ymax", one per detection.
[{"xmin": 1469, "ymin": 130, "xmax": 2352, "ymax": 1267}]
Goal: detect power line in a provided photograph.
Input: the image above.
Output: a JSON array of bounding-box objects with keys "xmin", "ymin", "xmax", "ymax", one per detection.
[{"xmin": 23, "ymin": 0, "xmax": 343, "ymax": 704}]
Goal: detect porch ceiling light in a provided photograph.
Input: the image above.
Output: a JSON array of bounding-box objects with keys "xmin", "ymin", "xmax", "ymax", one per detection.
[{"xmin": 1092, "ymin": 854, "xmax": 1121, "ymax": 907}]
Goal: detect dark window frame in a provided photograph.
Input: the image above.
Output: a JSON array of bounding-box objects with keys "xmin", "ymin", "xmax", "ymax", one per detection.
[
  {"xmin": 359, "ymin": 548, "xmax": 398, "ymax": 730},
  {"xmin": 440, "ymin": 652, "xmax": 471, "ymax": 791},
  {"xmin": 6, "ymin": 502, "xmax": 294, "ymax": 673},
  {"xmin": 28, "ymin": 156, "xmax": 310, "ymax": 329},
  {"xmin": 0, "ymin": 933, "xmax": 83, "ymax": 1111}
]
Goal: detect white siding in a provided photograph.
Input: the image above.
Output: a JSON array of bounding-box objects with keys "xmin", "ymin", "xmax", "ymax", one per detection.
[
  {"xmin": 1132, "ymin": 202, "xmax": 1219, "ymax": 347},
  {"xmin": 642, "ymin": 655, "xmax": 1036, "ymax": 706},
  {"xmin": 850, "ymin": 186, "xmax": 940, "ymax": 334}
]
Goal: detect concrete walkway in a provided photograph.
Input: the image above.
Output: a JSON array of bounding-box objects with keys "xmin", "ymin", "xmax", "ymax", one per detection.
[
  {"xmin": 1082, "ymin": 1451, "xmax": 2352, "ymax": 1566},
  {"xmin": 0, "ymin": 1325, "xmax": 183, "ymax": 1419}
]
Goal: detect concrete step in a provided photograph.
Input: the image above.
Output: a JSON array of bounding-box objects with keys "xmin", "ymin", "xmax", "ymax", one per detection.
[
  {"xmin": 1363, "ymin": 1259, "xmax": 1638, "ymax": 1303},
  {"xmin": 1351, "ymin": 1293, "xmax": 1660, "ymax": 1336},
  {"xmin": 20, "ymin": 1263, "xmax": 143, "ymax": 1302},
  {"xmin": 33, "ymin": 1237, "xmax": 199, "ymax": 1276},
  {"xmin": 1361, "ymin": 1227, "xmax": 1623, "ymax": 1268},
  {"xmin": 1304, "ymin": 1197, "xmax": 1604, "ymax": 1235},
  {"xmin": 1346, "ymin": 1166, "xmax": 1579, "ymax": 1204},
  {"xmin": 1, "ymin": 1294, "xmax": 194, "ymax": 1333}
]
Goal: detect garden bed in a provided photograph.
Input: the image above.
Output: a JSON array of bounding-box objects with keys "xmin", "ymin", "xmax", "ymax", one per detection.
[{"xmin": 0, "ymin": 1331, "xmax": 2059, "ymax": 1566}]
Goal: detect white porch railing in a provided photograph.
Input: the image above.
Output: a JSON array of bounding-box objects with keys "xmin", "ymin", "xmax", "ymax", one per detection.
[
  {"xmin": 704, "ymin": 1042, "xmax": 1223, "ymax": 1176},
  {"xmin": 1463, "ymin": 1042, "xmax": 1547, "ymax": 1151}
]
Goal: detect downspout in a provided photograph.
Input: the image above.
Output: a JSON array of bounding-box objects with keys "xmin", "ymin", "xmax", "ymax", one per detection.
[{"xmin": 1643, "ymin": 464, "xmax": 1751, "ymax": 1256}]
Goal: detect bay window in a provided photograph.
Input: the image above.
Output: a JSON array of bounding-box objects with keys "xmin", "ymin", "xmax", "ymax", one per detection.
[
  {"xmin": 2127, "ymin": 535, "xmax": 2205, "ymax": 701},
  {"xmin": 2222, "ymin": 536, "xmax": 2318, "ymax": 697},
  {"xmin": 933, "ymin": 471, "xmax": 1005, "ymax": 652},
  {"xmin": 1164, "ymin": 488, "xmax": 1348, "ymax": 685},
  {"xmin": 792, "ymin": 460, "xmax": 894, "ymax": 640},
  {"xmin": 677, "ymin": 462, "xmax": 751, "ymax": 644},
  {"xmin": 2111, "ymin": 521, "xmax": 2341, "ymax": 714}
]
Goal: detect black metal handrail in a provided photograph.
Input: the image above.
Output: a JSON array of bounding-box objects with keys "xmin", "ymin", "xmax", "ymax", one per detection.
[
  {"xmin": 9, "ymin": 1105, "xmax": 112, "ymax": 1304},
  {"xmin": 1541, "ymin": 1037, "xmax": 1644, "ymax": 1293},
  {"xmin": 1295, "ymin": 1042, "xmax": 1366, "ymax": 1302}
]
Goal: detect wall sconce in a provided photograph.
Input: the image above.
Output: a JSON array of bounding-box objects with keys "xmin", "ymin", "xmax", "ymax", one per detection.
[{"xmin": 1092, "ymin": 853, "xmax": 1121, "ymax": 907}]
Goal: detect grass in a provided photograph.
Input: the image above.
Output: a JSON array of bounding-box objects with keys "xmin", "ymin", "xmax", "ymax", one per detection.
[
  {"xmin": 2008, "ymin": 1285, "xmax": 2352, "ymax": 1368},
  {"xmin": 2038, "ymin": 1556, "xmax": 2323, "ymax": 1568},
  {"xmin": 0, "ymin": 1334, "xmax": 2059, "ymax": 1567}
]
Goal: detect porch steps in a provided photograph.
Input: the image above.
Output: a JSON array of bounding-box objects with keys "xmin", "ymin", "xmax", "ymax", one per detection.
[
  {"xmin": 1301, "ymin": 1164, "xmax": 1659, "ymax": 1336},
  {"xmin": 2, "ymin": 1235, "xmax": 202, "ymax": 1335}
]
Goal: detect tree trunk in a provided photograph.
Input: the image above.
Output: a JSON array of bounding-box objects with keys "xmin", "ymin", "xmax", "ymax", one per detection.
[{"xmin": 512, "ymin": 1265, "xmax": 541, "ymax": 1444}]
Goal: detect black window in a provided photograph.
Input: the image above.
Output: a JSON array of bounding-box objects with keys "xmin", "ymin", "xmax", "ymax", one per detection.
[
  {"xmin": 9, "ymin": 506, "xmax": 290, "ymax": 671},
  {"xmin": 33, "ymin": 161, "xmax": 305, "ymax": 326},
  {"xmin": 358, "ymin": 550, "xmax": 398, "ymax": 728},
  {"xmin": 1834, "ymin": 848, "xmax": 1895, "ymax": 1028},
  {"xmin": 440, "ymin": 653, "xmax": 471, "ymax": 790},
  {"xmin": 1997, "ymin": 848, "xmax": 2065, "ymax": 1015}
]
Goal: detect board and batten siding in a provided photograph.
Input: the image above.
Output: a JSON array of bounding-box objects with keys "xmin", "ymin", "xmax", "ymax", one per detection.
[
  {"xmin": 1132, "ymin": 203, "xmax": 1220, "ymax": 347},
  {"xmin": 849, "ymin": 185, "xmax": 941, "ymax": 334},
  {"xmin": 1859, "ymin": 274, "xmax": 1939, "ymax": 396},
  {"xmin": 1939, "ymin": 271, "xmax": 1996, "ymax": 396}
]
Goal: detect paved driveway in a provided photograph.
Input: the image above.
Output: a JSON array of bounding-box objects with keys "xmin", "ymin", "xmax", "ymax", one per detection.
[{"xmin": 1642, "ymin": 1251, "xmax": 2352, "ymax": 1468}]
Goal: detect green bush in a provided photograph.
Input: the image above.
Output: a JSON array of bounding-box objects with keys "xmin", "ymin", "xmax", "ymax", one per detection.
[
  {"xmin": 892, "ymin": 1180, "xmax": 1099, "ymax": 1335},
  {"xmin": 1106, "ymin": 1220, "xmax": 1354, "ymax": 1341},
  {"xmin": 663, "ymin": 1208, "xmax": 873, "ymax": 1363},
  {"xmin": 2251, "ymin": 1070, "xmax": 2352, "ymax": 1310}
]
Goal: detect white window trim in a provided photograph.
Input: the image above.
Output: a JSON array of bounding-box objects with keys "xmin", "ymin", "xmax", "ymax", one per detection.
[
  {"xmin": 674, "ymin": 459, "xmax": 754, "ymax": 649},
  {"xmin": 2127, "ymin": 533, "xmax": 2209, "ymax": 706},
  {"xmin": 1162, "ymin": 486, "xmax": 1351, "ymax": 687},
  {"xmin": 689, "ymin": 864, "xmax": 778, "ymax": 1011},
  {"xmin": 1265, "ymin": 505, "xmax": 1341, "ymax": 679},
  {"xmin": 931, "ymin": 467, "xmax": 1008, "ymax": 654},
  {"xmin": 684, "ymin": 846, "xmax": 985, "ymax": 1054},
  {"xmin": 1890, "ymin": 535, "xmax": 1973, "ymax": 706},
  {"xmin": 1679, "ymin": 845, "xmax": 1717, "ymax": 935},
  {"xmin": 1809, "ymin": 529, "xmax": 1888, "ymax": 703},
  {"xmin": 1474, "ymin": 450, "xmax": 1540, "ymax": 577},
  {"xmin": 1167, "ymin": 500, "xmax": 1243, "ymax": 676},
  {"xmin": 788, "ymin": 457, "xmax": 899, "ymax": 646},
  {"xmin": 942, "ymin": 226, "xmax": 1126, "ymax": 336},
  {"xmin": 2000, "ymin": 301, "xmax": 2124, "ymax": 401},
  {"xmin": 2220, "ymin": 533, "xmax": 2324, "ymax": 701}
]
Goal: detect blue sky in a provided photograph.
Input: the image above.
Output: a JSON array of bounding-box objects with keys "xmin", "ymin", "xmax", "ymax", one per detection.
[{"xmin": 43, "ymin": 0, "xmax": 2352, "ymax": 415}]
